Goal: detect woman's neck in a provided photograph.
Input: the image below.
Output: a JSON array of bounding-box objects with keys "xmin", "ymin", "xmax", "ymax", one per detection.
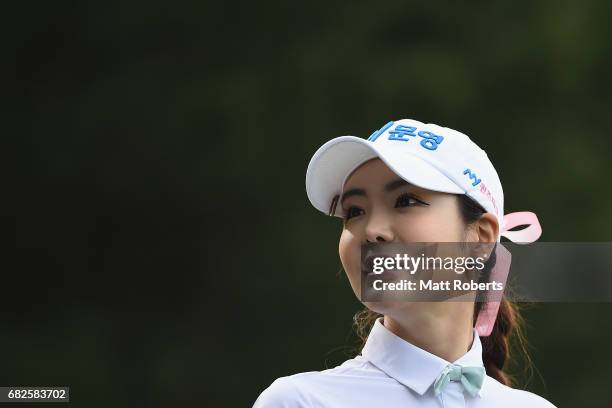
[{"xmin": 383, "ymin": 304, "xmax": 475, "ymax": 363}]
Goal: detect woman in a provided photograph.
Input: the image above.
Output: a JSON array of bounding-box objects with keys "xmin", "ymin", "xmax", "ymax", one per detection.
[{"xmin": 253, "ymin": 119, "xmax": 555, "ymax": 407}]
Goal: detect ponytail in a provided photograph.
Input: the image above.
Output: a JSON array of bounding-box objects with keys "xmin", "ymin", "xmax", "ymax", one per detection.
[{"xmin": 475, "ymin": 299, "xmax": 524, "ymax": 385}]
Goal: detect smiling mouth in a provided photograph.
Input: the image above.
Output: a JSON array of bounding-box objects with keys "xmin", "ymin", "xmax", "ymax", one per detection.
[
  {"xmin": 362, "ymin": 256, "xmax": 406, "ymax": 279},
  {"xmin": 362, "ymin": 254, "xmax": 377, "ymax": 275}
]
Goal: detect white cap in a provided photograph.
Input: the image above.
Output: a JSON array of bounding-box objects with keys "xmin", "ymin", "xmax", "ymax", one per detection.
[{"xmin": 306, "ymin": 119, "xmax": 505, "ymax": 241}]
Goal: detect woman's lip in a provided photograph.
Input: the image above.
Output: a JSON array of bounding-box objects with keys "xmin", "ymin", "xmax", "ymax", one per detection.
[
  {"xmin": 362, "ymin": 253, "xmax": 405, "ymax": 275},
  {"xmin": 362, "ymin": 254, "xmax": 377, "ymax": 273}
]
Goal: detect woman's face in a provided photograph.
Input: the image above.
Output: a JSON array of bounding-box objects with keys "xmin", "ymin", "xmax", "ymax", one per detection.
[{"xmin": 338, "ymin": 158, "xmax": 476, "ymax": 313}]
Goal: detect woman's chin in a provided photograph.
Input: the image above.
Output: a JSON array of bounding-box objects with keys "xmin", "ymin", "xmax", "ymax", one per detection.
[{"xmin": 363, "ymin": 300, "xmax": 416, "ymax": 315}]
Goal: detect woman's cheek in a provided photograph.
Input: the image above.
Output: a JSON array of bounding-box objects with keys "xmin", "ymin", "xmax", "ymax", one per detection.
[
  {"xmin": 395, "ymin": 217, "xmax": 430, "ymax": 242},
  {"xmin": 396, "ymin": 214, "xmax": 462, "ymax": 242},
  {"xmin": 339, "ymin": 230, "xmax": 361, "ymax": 289}
]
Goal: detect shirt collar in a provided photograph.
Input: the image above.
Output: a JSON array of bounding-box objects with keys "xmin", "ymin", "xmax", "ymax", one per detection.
[{"xmin": 361, "ymin": 317, "xmax": 484, "ymax": 396}]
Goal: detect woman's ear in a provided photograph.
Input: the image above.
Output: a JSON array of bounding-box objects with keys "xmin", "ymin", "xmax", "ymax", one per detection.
[{"xmin": 476, "ymin": 213, "xmax": 499, "ymax": 243}]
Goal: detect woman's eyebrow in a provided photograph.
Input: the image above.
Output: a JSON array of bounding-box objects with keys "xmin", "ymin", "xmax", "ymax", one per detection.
[
  {"xmin": 385, "ymin": 178, "xmax": 412, "ymax": 192},
  {"xmin": 340, "ymin": 178, "xmax": 413, "ymax": 204},
  {"xmin": 340, "ymin": 188, "xmax": 366, "ymax": 205}
]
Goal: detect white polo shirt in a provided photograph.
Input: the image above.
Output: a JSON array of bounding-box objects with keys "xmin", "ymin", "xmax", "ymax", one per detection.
[{"xmin": 253, "ymin": 318, "xmax": 556, "ymax": 407}]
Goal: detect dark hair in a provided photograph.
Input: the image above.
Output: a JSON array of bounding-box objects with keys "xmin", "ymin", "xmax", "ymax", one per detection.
[{"xmin": 352, "ymin": 194, "xmax": 529, "ymax": 386}]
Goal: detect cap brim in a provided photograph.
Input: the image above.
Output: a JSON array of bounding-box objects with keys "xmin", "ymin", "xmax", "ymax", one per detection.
[{"xmin": 306, "ymin": 136, "xmax": 465, "ymax": 217}]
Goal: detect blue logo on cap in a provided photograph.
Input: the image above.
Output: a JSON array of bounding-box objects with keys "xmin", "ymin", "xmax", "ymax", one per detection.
[
  {"xmin": 367, "ymin": 121, "xmax": 444, "ymax": 151},
  {"xmin": 463, "ymin": 169, "xmax": 481, "ymax": 186}
]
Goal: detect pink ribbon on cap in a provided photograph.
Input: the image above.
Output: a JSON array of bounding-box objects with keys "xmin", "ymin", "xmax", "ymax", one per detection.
[
  {"xmin": 500, "ymin": 211, "xmax": 542, "ymax": 244},
  {"xmin": 475, "ymin": 211, "xmax": 542, "ymax": 336}
]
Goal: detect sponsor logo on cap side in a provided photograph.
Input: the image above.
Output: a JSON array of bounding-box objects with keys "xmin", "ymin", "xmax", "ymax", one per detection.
[{"xmin": 464, "ymin": 168, "xmax": 498, "ymax": 214}]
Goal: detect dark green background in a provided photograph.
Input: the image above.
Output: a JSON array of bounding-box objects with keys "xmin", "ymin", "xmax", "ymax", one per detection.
[{"xmin": 5, "ymin": 1, "xmax": 612, "ymax": 406}]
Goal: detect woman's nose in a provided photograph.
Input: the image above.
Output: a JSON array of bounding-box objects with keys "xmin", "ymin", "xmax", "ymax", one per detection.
[{"xmin": 365, "ymin": 214, "xmax": 395, "ymax": 243}]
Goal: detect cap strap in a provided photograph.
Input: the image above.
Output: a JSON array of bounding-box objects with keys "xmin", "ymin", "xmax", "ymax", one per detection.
[{"xmin": 500, "ymin": 211, "xmax": 542, "ymax": 244}]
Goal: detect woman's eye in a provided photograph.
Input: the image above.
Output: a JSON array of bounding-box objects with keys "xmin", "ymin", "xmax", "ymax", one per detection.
[
  {"xmin": 395, "ymin": 193, "xmax": 428, "ymax": 208},
  {"xmin": 344, "ymin": 206, "xmax": 364, "ymax": 221}
]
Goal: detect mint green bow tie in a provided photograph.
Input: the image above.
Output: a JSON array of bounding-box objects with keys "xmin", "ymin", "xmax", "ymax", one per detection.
[{"xmin": 433, "ymin": 364, "xmax": 485, "ymax": 397}]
